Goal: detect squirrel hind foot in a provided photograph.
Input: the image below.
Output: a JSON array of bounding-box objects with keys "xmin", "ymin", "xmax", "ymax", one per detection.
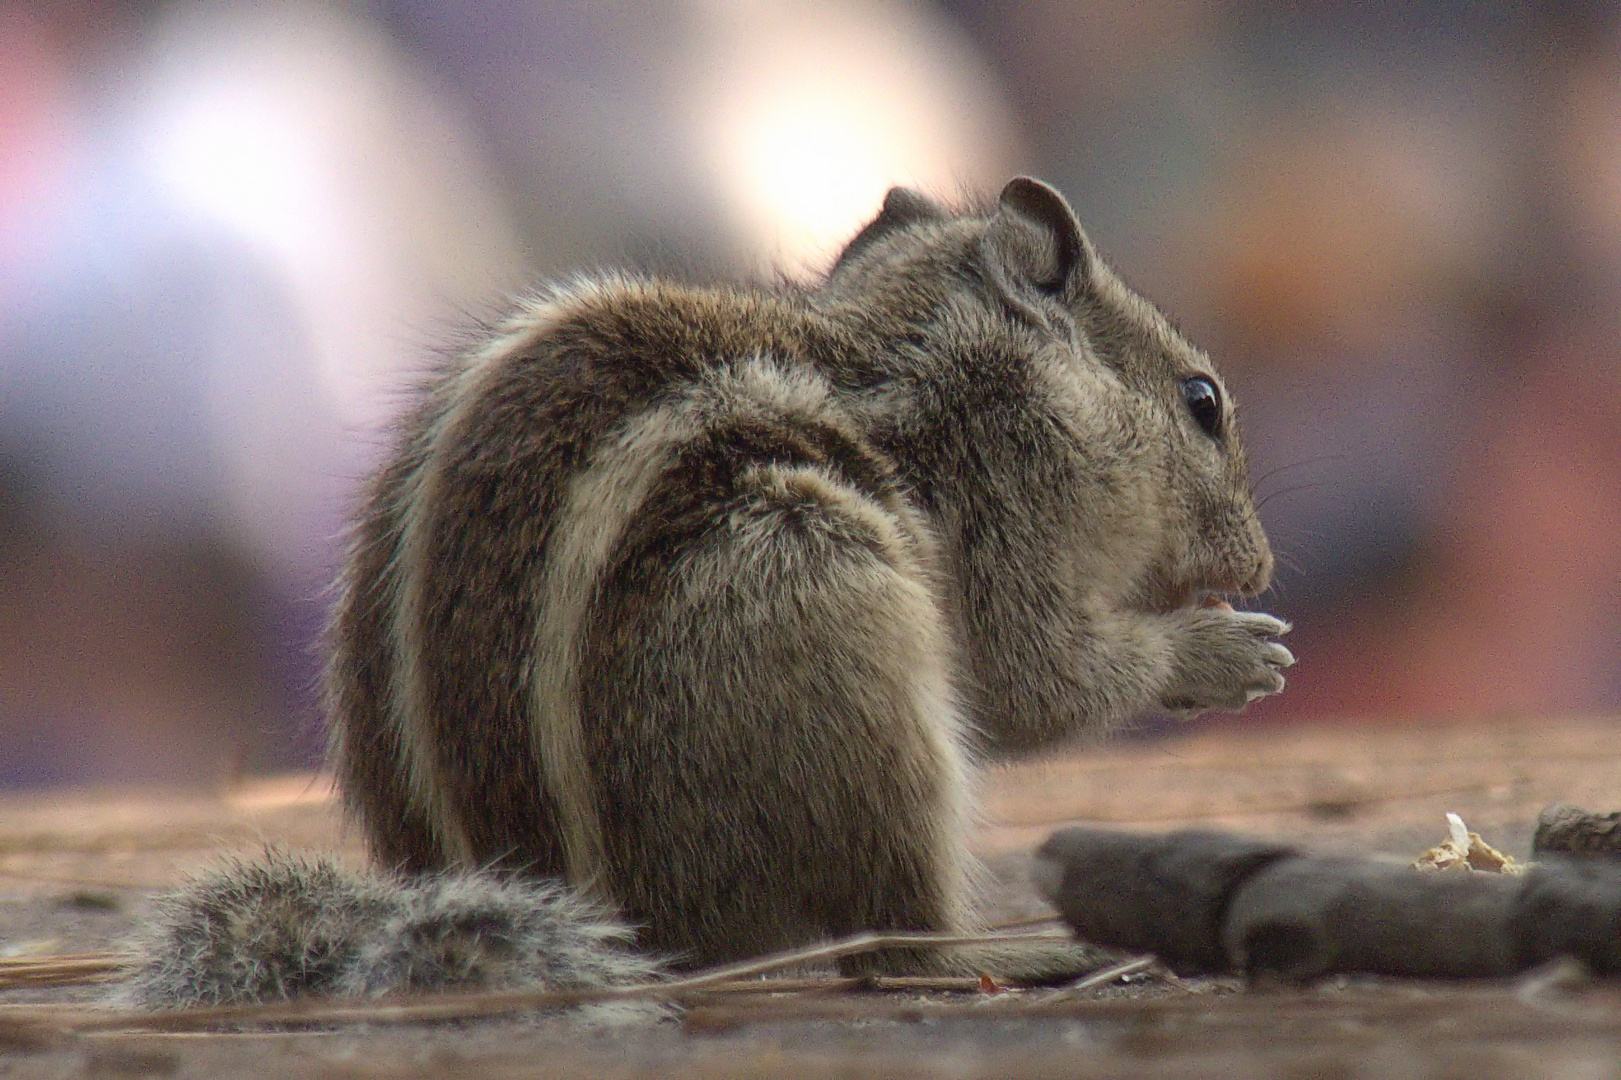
[{"xmin": 115, "ymin": 852, "xmax": 662, "ymax": 1010}]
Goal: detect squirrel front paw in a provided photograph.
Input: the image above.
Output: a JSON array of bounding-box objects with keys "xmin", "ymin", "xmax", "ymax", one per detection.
[{"xmin": 1160, "ymin": 608, "xmax": 1294, "ymax": 715}]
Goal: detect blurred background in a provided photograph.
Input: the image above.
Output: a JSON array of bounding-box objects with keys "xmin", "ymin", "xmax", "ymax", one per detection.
[{"xmin": 1, "ymin": 0, "xmax": 1617, "ymax": 788}]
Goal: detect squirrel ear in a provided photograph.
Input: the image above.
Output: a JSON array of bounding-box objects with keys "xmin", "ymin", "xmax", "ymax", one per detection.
[
  {"xmin": 832, "ymin": 186, "xmax": 943, "ymax": 274},
  {"xmin": 986, "ymin": 177, "xmax": 1091, "ymax": 296}
]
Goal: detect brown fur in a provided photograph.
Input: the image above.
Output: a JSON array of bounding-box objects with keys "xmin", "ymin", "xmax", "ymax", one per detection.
[{"xmin": 326, "ymin": 178, "xmax": 1292, "ymax": 976}]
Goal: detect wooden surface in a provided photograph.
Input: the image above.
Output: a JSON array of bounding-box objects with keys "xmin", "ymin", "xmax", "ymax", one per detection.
[{"xmin": 3, "ymin": 714, "xmax": 1620, "ymax": 1078}]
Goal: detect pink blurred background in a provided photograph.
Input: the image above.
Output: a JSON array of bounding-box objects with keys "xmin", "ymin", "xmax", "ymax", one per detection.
[{"xmin": 2, "ymin": 0, "xmax": 1617, "ymax": 787}]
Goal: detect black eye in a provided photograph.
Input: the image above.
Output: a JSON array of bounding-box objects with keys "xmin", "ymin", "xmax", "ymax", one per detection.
[{"xmin": 1182, "ymin": 376, "xmax": 1223, "ymax": 438}]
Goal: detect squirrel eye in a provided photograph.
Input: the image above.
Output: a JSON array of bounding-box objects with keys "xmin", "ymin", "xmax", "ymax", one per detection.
[{"xmin": 1182, "ymin": 376, "xmax": 1223, "ymax": 438}]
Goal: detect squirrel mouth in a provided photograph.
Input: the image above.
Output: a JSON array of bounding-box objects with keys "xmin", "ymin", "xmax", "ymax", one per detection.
[
  {"xmin": 1142, "ymin": 556, "xmax": 1268, "ymax": 613},
  {"xmin": 1146, "ymin": 586, "xmax": 1238, "ymax": 615}
]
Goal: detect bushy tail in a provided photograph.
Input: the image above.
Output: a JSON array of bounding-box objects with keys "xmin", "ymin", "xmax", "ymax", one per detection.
[{"xmin": 115, "ymin": 852, "xmax": 663, "ymax": 1009}]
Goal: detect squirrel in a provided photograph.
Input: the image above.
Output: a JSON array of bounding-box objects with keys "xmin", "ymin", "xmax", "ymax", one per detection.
[{"xmin": 120, "ymin": 177, "xmax": 1292, "ymax": 1008}]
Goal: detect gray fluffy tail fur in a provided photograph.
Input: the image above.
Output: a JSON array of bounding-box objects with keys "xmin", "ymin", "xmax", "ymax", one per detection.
[{"xmin": 115, "ymin": 852, "xmax": 662, "ymax": 1009}]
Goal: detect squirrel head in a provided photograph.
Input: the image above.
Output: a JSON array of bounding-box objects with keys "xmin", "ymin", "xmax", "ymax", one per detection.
[{"xmin": 820, "ymin": 177, "xmax": 1272, "ymax": 614}]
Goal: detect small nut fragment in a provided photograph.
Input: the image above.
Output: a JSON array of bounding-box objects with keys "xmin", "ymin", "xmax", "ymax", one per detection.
[{"xmin": 1413, "ymin": 812, "xmax": 1524, "ymax": 874}]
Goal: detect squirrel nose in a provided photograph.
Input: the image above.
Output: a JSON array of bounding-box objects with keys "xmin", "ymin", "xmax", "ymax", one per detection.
[{"xmin": 1240, "ymin": 549, "xmax": 1274, "ymax": 595}]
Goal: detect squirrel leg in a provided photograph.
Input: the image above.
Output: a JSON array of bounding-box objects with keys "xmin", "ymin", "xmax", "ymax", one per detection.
[{"xmin": 576, "ymin": 456, "xmax": 978, "ymax": 973}]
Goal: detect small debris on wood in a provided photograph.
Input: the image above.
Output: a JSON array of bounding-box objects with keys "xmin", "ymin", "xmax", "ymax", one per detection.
[{"xmin": 1413, "ymin": 812, "xmax": 1524, "ymax": 874}]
